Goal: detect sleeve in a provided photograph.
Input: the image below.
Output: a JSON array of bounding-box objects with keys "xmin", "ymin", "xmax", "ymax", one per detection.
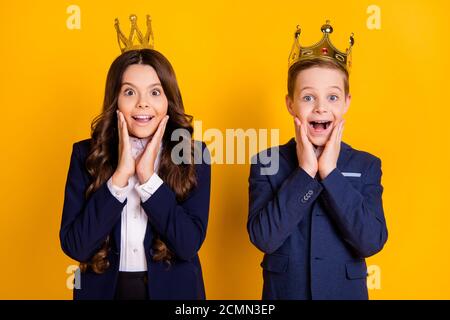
[
  {"xmin": 135, "ymin": 172, "xmax": 164, "ymax": 202},
  {"xmin": 247, "ymin": 154, "xmax": 324, "ymax": 254},
  {"xmin": 107, "ymin": 177, "xmax": 132, "ymax": 203},
  {"xmin": 320, "ymin": 157, "xmax": 388, "ymax": 257},
  {"xmin": 140, "ymin": 143, "xmax": 211, "ymax": 261},
  {"xmin": 59, "ymin": 143, "xmax": 126, "ymax": 262}
]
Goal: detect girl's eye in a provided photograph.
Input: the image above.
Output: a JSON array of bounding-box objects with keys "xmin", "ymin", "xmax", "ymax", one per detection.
[
  {"xmin": 303, "ymin": 95, "xmax": 314, "ymax": 102},
  {"xmin": 151, "ymin": 89, "xmax": 161, "ymax": 96},
  {"xmin": 329, "ymin": 95, "xmax": 339, "ymax": 102},
  {"xmin": 124, "ymin": 89, "xmax": 135, "ymax": 96}
]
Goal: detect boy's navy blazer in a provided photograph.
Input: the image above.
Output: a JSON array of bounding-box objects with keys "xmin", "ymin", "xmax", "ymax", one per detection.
[
  {"xmin": 60, "ymin": 139, "xmax": 211, "ymax": 300},
  {"xmin": 247, "ymin": 138, "xmax": 388, "ymax": 300}
]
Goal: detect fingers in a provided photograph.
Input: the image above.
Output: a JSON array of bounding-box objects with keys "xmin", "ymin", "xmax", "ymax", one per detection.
[
  {"xmin": 119, "ymin": 111, "xmax": 130, "ymax": 141},
  {"xmin": 297, "ymin": 117, "xmax": 313, "ymax": 149},
  {"xmin": 338, "ymin": 120, "xmax": 345, "ymax": 142},
  {"xmin": 329, "ymin": 121, "xmax": 340, "ymax": 142},
  {"xmin": 333, "ymin": 120, "xmax": 344, "ymax": 144},
  {"xmin": 116, "ymin": 110, "xmax": 122, "ymax": 139},
  {"xmin": 117, "ymin": 111, "xmax": 131, "ymax": 158},
  {"xmin": 144, "ymin": 115, "xmax": 169, "ymax": 156},
  {"xmin": 154, "ymin": 115, "xmax": 169, "ymax": 144}
]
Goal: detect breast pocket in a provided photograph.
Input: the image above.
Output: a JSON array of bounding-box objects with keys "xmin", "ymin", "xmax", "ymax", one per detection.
[
  {"xmin": 260, "ymin": 254, "xmax": 289, "ymax": 273},
  {"xmin": 346, "ymin": 177, "xmax": 363, "ymax": 191}
]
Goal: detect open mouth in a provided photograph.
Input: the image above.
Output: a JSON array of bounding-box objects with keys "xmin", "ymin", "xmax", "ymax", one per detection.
[
  {"xmin": 308, "ymin": 120, "xmax": 332, "ymax": 132},
  {"xmin": 132, "ymin": 115, "xmax": 155, "ymax": 124}
]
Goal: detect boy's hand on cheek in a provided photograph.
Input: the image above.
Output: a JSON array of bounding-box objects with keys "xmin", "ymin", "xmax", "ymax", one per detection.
[
  {"xmin": 294, "ymin": 117, "xmax": 318, "ymax": 178},
  {"xmin": 318, "ymin": 120, "xmax": 344, "ymax": 179}
]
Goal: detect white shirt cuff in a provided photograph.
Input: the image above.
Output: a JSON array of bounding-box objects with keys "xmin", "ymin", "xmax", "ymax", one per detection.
[
  {"xmin": 135, "ymin": 173, "xmax": 164, "ymax": 202},
  {"xmin": 107, "ymin": 177, "xmax": 132, "ymax": 203}
]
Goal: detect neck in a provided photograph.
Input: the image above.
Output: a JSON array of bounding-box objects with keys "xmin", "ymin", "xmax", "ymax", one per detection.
[{"xmin": 313, "ymin": 145, "xmax": 324, "ymax": 158}]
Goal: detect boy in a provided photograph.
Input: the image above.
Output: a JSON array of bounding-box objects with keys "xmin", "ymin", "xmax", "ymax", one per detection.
[{"xmin": 247, "ymin": 21, "xmax": 388, "ymax": 300}]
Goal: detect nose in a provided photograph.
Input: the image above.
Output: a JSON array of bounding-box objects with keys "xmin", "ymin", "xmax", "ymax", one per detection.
[
  {"xmin": 137, "ymin": 96, "xmax": 150, "ymax": 109},
  {"xmin": 313, "ymin": 99, "xmax": 329, "ymax": 114}
]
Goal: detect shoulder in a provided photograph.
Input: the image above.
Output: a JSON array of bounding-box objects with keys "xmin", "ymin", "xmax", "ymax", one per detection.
[
  {"xmin": 342, "ymin": 142, "xmax": 381, "ymax": 168},
  {"xmin": 193, "ymin": 140, "xmax": 211, "ymax": 166},
  {"xmin": 251, "ymin": 138, "xmax": 296, "ymax": 167},
  {"xmin": 71, "ymin": 138, "xmax": 92, "ymax": 161}
]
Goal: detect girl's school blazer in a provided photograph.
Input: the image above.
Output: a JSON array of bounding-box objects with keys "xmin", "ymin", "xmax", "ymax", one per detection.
[{"xmin": 60, "ymin": 139, "xmax": 211, "ymax": 300}]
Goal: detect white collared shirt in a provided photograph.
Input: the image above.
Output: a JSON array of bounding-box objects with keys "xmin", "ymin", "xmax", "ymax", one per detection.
[{"xmin": 106, "ymin": 137, "xmax": 164, "ymax": 272}]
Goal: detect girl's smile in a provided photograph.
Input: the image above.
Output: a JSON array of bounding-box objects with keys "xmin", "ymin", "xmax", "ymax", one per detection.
[{"xmin": 131, "ymin": 114, "xmax": 156, "ymax": 126}]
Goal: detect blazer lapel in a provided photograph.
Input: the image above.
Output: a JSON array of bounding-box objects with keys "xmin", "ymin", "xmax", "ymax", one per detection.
[
  {"xmin": 278, "ymin": 138, "xmax": 298, "ymax": 172},
  {"xmin": 337, "ymin": 142, "xmax": 352, "ymax": 170},
  {"xmin": 112, "ymin": 217, "xmax": 121, "ymax": 254}
]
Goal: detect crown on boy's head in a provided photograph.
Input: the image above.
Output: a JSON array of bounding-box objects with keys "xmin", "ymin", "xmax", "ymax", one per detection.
[
  {"xmin": 288, "ymin": 20, "xmax": 354, "ymax": 73},
  {"xmin": 114, "ymin": 14, "xmax": 154, "ymax": 53}
]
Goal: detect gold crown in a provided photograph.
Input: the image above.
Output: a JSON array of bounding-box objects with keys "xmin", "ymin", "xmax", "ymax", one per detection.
[
  {"xmin": 288, "ymin": 20, "xmax": 355, "ymax": 73},
  {"xmin": 114, "ymin": 14, "xmax": 154, "ymax": 53}
]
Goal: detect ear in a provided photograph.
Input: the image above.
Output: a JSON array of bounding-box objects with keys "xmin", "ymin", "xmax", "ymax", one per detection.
[
  {"xmin": 285, "ymin": 94, "xmax": 295, "ymax": 117},
  {"xmin": 343, "ymin": 94, "xmax": 351, "ymax": 114}
]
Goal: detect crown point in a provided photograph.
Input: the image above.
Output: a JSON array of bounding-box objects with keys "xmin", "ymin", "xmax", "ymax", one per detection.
[
  {"xmin": 130, "ymin": 14, "xmax": 137, "ymax": 22},
  {"xmin": 349, "ymin": 33, "xmax": 355, "ymax": 46},
  {"xmin": 295, "ymin": 25, "xmax": 301, "ymax": 39},
  {"xmin": 321, "ymin": 21, "xmax": 333, "ymax": 34}
]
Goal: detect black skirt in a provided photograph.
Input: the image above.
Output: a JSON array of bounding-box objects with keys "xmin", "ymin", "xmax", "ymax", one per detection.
[{"xmin": 114, "ymin": 271, "xmax": 149, "ymax": 300}]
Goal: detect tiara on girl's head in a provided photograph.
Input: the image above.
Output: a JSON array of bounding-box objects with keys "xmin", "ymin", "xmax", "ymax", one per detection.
[{"xmin": 114, "ymin": 14, "xmax": 154, "ymax": 53}]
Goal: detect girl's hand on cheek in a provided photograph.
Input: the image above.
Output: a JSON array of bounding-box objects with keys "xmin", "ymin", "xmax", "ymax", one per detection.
[
  {"xmin": 112, "ymin": 111, "xmax": 135, "ymax": 187},
  {"xmin": 318, "ymin": 120, "xmax": 344, "ymax": 179},
  {"xmin": 136, "ymin": 115, "xmax": 169, "ymax": 185},
  {"xmin": 294, "ymin": 116, "xmax": 318, "ymax": 178}
]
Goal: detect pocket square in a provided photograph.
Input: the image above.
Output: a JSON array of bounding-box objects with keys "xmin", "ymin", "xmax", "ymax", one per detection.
[{"xmin": 342, "ymin": 172, "xmax": 361, "ymax": 177}]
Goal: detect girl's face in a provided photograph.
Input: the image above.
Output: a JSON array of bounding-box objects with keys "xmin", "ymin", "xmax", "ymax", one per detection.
[
  {"xmin": 286, "ymin": 66, "xmax": 351, "ymax": 147},
  {"xmin": 118, "ymin": 64, "xmax": 169, "ymax": 139}
]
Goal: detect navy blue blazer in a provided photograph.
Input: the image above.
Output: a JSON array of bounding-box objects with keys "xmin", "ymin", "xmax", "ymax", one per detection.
[
  {"xmin": 60, "ymin": 139, "xmax": 211, "ymax": 300},
  {"xmin": 247, "ymin": 138, "xmax": 388, "ymax": 300}
]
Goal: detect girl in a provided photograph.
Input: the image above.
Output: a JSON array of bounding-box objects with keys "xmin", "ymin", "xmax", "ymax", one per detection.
[{"xmin": 60, "ymin": 48, "xmax": 211, "ymax": 300}]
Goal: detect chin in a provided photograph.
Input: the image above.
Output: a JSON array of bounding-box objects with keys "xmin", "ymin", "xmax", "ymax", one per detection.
[
  {"xmin": 309, "ymin": 136, "xmax": 328, "ymax": 148},
  {"xmin": 129, "ymin": 128, "xmax": 154, "ymax": 139}
]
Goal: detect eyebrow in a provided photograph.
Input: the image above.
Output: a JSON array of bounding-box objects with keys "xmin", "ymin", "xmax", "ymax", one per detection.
[
  {"xmin": 300, "ymin": 86, "xmax": 342, "ymax": 92},
  {"xmin": 121, "ymin": 82, "xmax": 162, "ymax": 88}
]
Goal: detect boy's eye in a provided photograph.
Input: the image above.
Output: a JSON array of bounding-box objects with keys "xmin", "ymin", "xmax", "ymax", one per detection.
[
  {"xmin": 303, "ymin": 95, "xmax": 314, "ymax": 102},
  {"xmin": 329, "ymin": 95, "xmax": 339, "ymax": 101},
  {"xmin": 151, "ymin": 89, "xmax": 161, "ymax": 96}
]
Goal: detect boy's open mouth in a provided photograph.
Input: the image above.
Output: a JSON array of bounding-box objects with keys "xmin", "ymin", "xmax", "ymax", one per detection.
[{"xmin": 309, "ymin": 120, "xmax": 332, "ymax": 131}]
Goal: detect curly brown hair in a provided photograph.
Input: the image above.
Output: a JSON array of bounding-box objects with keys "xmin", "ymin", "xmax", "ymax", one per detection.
[{"xmin": 79, "ymin": 49, "xmax": 197, "ymax": 274}]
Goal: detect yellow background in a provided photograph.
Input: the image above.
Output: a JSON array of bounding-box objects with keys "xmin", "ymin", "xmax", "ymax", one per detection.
[{"xmin": 0, "ymin": 0, "xmax": 449, "ymax": 299}]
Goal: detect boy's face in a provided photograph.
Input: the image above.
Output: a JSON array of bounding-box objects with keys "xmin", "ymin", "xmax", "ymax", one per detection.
[{"xmin": 286, "ymin": 66, "xmax": 351, "ymax": 147}]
